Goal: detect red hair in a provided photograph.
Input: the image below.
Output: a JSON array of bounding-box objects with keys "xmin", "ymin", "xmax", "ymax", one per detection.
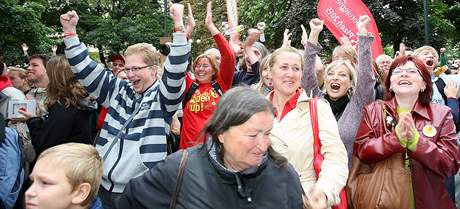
[{"xmin": 384, "ymin": 55, "xmax": 432, "ymax": 104}]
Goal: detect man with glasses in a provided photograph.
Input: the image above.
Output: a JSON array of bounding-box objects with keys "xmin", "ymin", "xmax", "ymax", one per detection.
[{"xmin": 60, "ymin": 3, "xmax": 190, "ymax": 208}]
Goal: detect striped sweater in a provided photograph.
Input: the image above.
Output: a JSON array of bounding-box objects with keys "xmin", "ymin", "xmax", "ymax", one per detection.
[{"xmin": 64, "ymin": 33, "xmax": 190, "ymax": 193}]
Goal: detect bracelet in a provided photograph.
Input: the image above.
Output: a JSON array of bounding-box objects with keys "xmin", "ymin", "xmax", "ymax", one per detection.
[
  {"xmin": 64, "ymin": 31, "xmax": 77, "ymax": 37},
  {"xmin": 173, "ymin": 25, "xmax": 185, "ymax": 33}
]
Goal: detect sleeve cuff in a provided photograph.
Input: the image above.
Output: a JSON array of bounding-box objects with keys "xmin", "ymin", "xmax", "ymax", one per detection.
[
  {"xmin": 63, "ymin": 36, "xmax": 81, "ymax": 48},
  {"xmin": 406, "ymin": 130, "xmax": 420, "ymax": 152},
  {"xmin": 172, "ymin": 32, "xmax": 187, "ymax": 45},
  {"xmin": 395, "ymin": 126, "xmax": 407, "ymax": 148}
]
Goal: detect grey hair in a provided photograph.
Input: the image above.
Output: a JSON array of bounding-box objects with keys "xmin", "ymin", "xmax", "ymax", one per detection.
[
  {"xmin": 204, "ymin": 87, "xmax": 275, "ymax": 139},
  {"xmin": 203, "ymin": 87, "xmax": 288, "ymax": 167}
]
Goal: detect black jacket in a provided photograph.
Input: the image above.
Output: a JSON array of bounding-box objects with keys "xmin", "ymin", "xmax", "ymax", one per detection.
[
  {"xmin": 118, "ymin": 145, "xmax": 304, "ymax": 209},
  {"xmin": 27, "ymin": 101, "xmax": 97, "ymax": 156}
]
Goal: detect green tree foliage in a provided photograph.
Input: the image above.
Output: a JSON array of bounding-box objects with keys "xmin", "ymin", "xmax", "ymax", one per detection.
[
  {"xmin": 0, "ymin": 0, "xmax": 54, "ymax": 64},
  {"xmin": 41, "ymin": 0, "xmax": 165, "ymax": 64}
]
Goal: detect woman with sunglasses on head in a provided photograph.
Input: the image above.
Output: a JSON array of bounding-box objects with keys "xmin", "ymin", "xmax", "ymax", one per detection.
[
  {"xmin": 352, "ymin": 55, "xmax": 460, "ymax": 209},
  {"xmin": 302, "ymin": 16, "xmax": 376, "ymax": 166},
  {"xmin": 179, "ymin": 1, "xmax": 235, "ymax": 149}
]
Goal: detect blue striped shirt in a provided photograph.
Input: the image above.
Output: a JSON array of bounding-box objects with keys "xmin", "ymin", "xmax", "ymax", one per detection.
[{"xmin": 64, "ymin": 33, "xmax": 190, "ymax": 192}]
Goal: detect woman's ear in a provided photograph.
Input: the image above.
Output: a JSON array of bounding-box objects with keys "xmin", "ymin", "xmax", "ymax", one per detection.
[
  {"xmin": 218, "ymin": 133, "xmax": 225, "ymax": 144},
  {"xmin": 71, "ymin": 183, "xmax": 91, "ymax": 205}
]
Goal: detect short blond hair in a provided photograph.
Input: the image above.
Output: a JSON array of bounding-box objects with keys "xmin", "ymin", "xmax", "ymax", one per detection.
[
  {"xmin": 124, "ymin": 43, "xmax": 160, "ymax": 66},
  {"xmin": 325, "ymin": 59, "xmax": 357, "ymax": 91},
  {"xmin": 413, "ymin": 46, "xmax": 439, "ymax": 60},
  {"xmin": 38, "ymin": 143, "xmax": 102, "ymax": 207},
  {"xmin": 7, "ymin": 67, "xmax": 28, "ymax": 78}
]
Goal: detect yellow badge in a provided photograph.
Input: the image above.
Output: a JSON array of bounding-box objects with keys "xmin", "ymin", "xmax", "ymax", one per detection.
[{"xmin": 422, "ymin": 125, "xmax": 437, "ymax": 137}]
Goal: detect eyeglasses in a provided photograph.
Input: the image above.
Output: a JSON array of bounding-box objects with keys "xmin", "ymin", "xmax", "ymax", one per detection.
[
  {"xmin": 122, "ymin": 65, "xmax": 154, "ymax": 73},
  {"xmin": 392, "ymin": 68, "xmax": 420, "ymax": 76},
  {"xmin": 195, "ymin": 64, "xmax": 210, "ymax": 69}
]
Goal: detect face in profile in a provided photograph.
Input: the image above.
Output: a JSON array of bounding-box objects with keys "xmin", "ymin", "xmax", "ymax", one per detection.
[
  {"xmin": 27, "ymin": 58, "xmax": 47, "ymax": 84},
  {"xmin": 8, "ymin": 70, "xmax": 29, "ymax": 90},
  {"xmin": 25, "ymin": 158, "xmax": 85, "ymax": 209},
  {"xmin": 218, "ymin": 110, "xmax": 274, "ymax": 171}
]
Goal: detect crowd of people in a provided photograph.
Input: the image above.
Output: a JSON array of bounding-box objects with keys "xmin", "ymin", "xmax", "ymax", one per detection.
[{"xmin": 1, "ymin": 2, "xmax": 460, "ymax": 209}]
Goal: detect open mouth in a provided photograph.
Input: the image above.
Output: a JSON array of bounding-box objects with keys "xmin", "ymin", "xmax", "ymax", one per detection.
[
  {"xmin": 330, "ymin": 83, "xmax": 341, "ymax": 90},
  {"xmin": 426, "ymin": 60, "xmax": 434, "ymax": 67},
  {"xmin": 131, "ymin": 80, "xmax": 140, "ymax": 86}
]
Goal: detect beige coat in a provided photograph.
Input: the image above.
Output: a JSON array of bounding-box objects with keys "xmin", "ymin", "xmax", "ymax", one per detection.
[{"xmin": 271, "ymin": 91, "xmax": 348, "ymax": 207}]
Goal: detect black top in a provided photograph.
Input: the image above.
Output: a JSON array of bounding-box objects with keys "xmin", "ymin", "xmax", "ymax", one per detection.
[
  {"xmin": 27, "ymin": 102, "xmax": 97, "ymax": 156},
  {"xmin": 117, "ymin": 145, "xmax": 304, "ymax": 209}
]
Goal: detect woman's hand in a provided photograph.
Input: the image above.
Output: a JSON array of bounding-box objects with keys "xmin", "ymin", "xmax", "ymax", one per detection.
[
  {"xmin": 17, "ymin": 109, "xmax": 34, "ymax": 121},
  {"xmin": 301, "ymin": 24, "xmax": 308, "ymax": 46},
  {"xmin": 396, "ymin": 112, "xmax": 416, "ymax": 143},
  {"xmin": 170, "ymin": 3, "xmax": 185, "ymax": 32},
  {"xmin": 308, "ymin": 18, "xmax": 324, "ymax": 45},
  {"xmin": 357, "ymin": 15, "xmax": 370, "ymax": 36},
  {"xmin": 306, "ymin": 190, "xmax": 327, "ymax": 209},
  {"xmin": 282, "ymin": 29, "xmax": 292, "ymax": 47},
  {"xmin": 185, "ymin": 3, "xmax": 196, "ymax": 37},
  {"xmin": 444, "ymin": 80, "xmax": 459, "ymax": 99}
]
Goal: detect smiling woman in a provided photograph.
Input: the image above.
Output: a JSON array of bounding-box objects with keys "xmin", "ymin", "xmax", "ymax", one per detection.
[{"xmin": 352, "ymin": 55, "xmax": 460, "ymax": 209}]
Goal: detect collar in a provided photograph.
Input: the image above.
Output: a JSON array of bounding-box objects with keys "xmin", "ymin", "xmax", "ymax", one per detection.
[
  {"xmin": 385, "ymin": 97, "xmax": 431, "ymax": 120},
  {"xmin": 267, "ymin": 88, "xmax": 301, "ymax": 120},
  {"xmin": 134, "ymin": 80, "xmax": 159, "ymax": 100}
]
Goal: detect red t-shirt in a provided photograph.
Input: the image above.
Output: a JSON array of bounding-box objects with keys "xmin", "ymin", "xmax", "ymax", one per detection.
[{"xmin": 179, "ymin": 33, "xmax": 235, "ymax": 149}]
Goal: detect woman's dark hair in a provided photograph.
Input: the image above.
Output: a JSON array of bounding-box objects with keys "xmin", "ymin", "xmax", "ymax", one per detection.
[
  {"xmin": 202, "ymin": 87, "xmax": 288, "ymax": 166},
  {"xmin": 384, "ymin": 55, "xmax": 432, "ymax": 104}
]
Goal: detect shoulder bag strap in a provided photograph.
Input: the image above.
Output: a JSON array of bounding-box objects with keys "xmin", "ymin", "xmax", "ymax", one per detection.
[
  {"xmin": 169, "ymin": 149, "xmax": 189, "ymax": 209},
  {"xmin": 309, "ymin": 97, "xmax": 322, "ymax": 177}
]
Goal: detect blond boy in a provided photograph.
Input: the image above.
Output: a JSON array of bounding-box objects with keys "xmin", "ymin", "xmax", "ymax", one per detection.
[{"xmin": 25, "ymin": 143, "xmax": 103, "ymax": 209}]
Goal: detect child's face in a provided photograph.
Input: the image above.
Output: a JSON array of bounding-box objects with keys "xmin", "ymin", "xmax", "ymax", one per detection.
[{"xmin": 25, "ymin": 158, "xmax": 79, "ymax": 209}]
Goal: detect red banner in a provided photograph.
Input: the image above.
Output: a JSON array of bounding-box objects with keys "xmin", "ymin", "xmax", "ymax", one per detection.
[{"xmin": 318, "ymin": 0, "xmax": 383, "ymax": 60}]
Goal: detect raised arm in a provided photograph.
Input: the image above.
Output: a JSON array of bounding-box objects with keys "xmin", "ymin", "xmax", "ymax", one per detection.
[
  {"xmin": 350, "ymin": 15, "xmax": 375, "ymax": 105},
  {"xmin": 243, "ymin": 28, "xmax": 261, "ymax": 73},
  {"xmin": 301, "ymin": 18, "xmax": 324, "ymax": 97},
  {"xmin": 206, "ymin": 1, "xmax": 235, "ymax": 90},
  {"xmin": 61, "ymin": 11, "xmax": 120, "ymax": 107},
  {"xmin": 159, "ymin": 3, "xmax": 191, "ymax": 117}
]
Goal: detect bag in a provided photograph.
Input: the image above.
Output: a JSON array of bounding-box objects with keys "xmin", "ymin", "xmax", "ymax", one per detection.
[
  {"xmin": 346, "ymin": 101, "xmax": 411, "ymax": 209},
  {"xmin": 169, "ymin": 149, "xmax": 189, "ymax": 209},
  {"xmin": 309, "ymin": 97, "xmax": 347, "ymax": 209},
  {"xmin": 166, "ymin": 133, "xmax": 180, "ymax": 155}
]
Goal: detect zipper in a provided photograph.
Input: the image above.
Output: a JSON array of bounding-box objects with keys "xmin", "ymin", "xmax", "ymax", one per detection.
[{"xmin": 107, "ymin": 133, "xmax": 125, "ymax": 192}]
